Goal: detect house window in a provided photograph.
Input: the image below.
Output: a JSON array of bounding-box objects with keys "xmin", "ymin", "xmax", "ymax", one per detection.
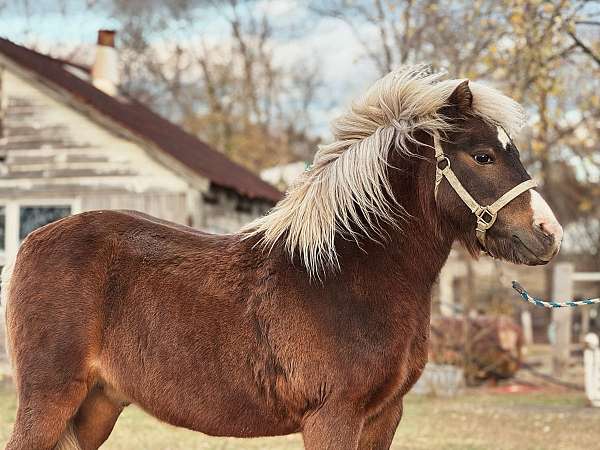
[{"xmin": 19, "ymin": 205, "xmax": 71, "ymax": 241}]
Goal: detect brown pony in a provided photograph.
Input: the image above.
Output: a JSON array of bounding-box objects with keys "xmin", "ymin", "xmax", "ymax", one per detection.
[{"xmin": 4, "ymin": 67, "xmax": 562, "ymax": 450}]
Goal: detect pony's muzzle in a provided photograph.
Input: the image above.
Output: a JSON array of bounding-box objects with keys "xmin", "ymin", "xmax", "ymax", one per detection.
[
  {"xmin": 511, "ymin": 214, "xmax": 562, "ymax": 265},
  {"xmin": 511, "ymin": 232, "xmax": 558, "ymax": 265},
  {"xmin": 530, "ymin": 190, "xmax": 563, "ymax": 261}
]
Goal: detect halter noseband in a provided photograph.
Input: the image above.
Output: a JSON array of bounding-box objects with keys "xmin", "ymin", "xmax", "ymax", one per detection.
[{"xmin": 433, "ymin": 132, "xmax": 537, "ymax": 251}]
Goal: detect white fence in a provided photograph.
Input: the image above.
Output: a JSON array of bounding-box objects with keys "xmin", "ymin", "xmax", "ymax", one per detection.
[
  {"xmin": 584, "ymin": 333, "xmax": 600, "ymax": 407},
  {"xmin": 411, "ymin": 363, "xmax": 464, "ymax": 397},
  {"xmin": 552, "ymin": 263, "xmax": 600, "ymax": 375}
]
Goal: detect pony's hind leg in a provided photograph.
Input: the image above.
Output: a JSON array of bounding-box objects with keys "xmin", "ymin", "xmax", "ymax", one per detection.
[
  {"xmin": 5, "ymin": 244, "xmax": 102, "ymax": 449},
  {"xmin": 6, "ymin": 379, "xmax": 88, "ymax": 450},
  {"xmin": 5, "ymin": 313, "xmax": 94, "ymax": 450},
  {"xmin": 5, "ymin": 287, "xmax": 98, "ymax": 449},
  {"xmin": 72, "ymin": 384, "xmax": 125, "ymax": 450},
  {"xmin": 7, "ymin": 378, "xmax": 122, "ymax": 450}
]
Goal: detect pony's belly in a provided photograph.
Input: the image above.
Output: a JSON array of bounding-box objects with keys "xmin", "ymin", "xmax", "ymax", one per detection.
[
  {"xmin": 99, "ymin": 360, "xmax": 300, "ymax": 438},
  {"xmin": 138, "ymin": 390, "xmax": 299, "ymax": 438}
]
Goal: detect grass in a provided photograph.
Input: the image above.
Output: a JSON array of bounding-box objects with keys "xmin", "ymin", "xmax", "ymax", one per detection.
[{"xmin": 1, "ymin": 382, "xmax": 599, "ymax": 450}]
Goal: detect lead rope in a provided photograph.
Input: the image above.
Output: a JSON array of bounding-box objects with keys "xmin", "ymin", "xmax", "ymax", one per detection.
[{"xmin": 512, "ymin": 282, "xmax": 600, "ymax": 308}]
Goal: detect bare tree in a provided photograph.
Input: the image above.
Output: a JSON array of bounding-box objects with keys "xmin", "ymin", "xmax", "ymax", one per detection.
[
  {"xmin": 112, "ymin": 0, "xmax": 322, "ymax": 171},
  {"xmin": 311, "ymin": 0, "xmax": 508, "ymax": 78}
]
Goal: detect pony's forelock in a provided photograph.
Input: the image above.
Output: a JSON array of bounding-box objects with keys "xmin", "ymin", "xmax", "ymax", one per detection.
[{"xmin": 242, "ymin": 65, "xmax": 527, "ymax": 278}]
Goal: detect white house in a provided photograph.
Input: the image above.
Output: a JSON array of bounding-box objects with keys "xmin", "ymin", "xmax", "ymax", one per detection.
[{"xmin": 0, "ymin": 30, "xmax": 280, "ymax": 268}]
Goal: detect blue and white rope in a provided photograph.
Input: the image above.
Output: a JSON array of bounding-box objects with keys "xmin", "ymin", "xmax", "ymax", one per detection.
[{"xmin": 512, "ymin": 281, "xmax": 600, "ymax": 308}]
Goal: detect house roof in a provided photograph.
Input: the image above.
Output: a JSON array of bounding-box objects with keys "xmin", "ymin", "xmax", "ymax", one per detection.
[{"xmin": 0, "ymin": 37, "xmax": 281, "ymax": 203}]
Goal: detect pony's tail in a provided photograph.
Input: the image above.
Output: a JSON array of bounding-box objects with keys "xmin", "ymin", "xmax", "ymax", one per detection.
[
  {"xmin": 1, "ymin": 257, "xmax": 15, "ymax": 369},
  {"xmin": 55, "ymin": 422, "xmax": 82, "ymax": 450}
]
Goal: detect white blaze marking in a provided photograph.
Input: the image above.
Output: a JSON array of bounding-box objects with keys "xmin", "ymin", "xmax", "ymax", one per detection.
[
  {"xmin": 530, "ymin": 190, "xmax": 563, "ymax": 247},
  {"xmin": 497, "ymin": 126, "xmax": 511, "ymax": 150}
]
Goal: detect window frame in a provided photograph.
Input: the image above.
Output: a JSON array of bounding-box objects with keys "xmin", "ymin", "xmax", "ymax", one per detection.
[{"xmin": 0, "ymin": 197, "xmax": 80, "ymax": 265}]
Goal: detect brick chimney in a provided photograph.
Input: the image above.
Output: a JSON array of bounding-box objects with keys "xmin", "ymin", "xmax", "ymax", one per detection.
[{"xmin": 91, "ymin": 30, "xmax": 119, "ymax": 96}]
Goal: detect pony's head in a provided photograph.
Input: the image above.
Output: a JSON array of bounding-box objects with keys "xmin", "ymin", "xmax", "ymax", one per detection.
[
  {"xmin": 432, "ymin": 80, "xmax": 562, "ymax": 265},
  {"xmin": 244, "ymin": 66, "xmax": 562, "ymax": 276}
]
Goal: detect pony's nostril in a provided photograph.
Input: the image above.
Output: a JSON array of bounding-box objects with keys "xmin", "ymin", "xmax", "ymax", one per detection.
[
  {"xmin": 538, "ymin": 222, "xmax": 552, "ymax": 238},
  {"xmin": 534, "ymin": 222, "xmax": 555, "ymax": 246},
  {"xmin": 535, "ymin": 219, "xmax": 563, "ymax": 244},
  {"xmin": 530, "ymin": 190, "xmax": 563, "ymax": 245}
]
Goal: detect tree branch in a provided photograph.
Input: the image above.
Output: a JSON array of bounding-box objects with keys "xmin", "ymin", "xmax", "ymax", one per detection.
[{"xmin": 568, "ymin": 29, "xmax": 600, "ymax": 66}]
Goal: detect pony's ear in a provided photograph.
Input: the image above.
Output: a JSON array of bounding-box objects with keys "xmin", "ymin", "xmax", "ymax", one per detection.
[{"xmin": 446, "ymin": 80, "xmax": 473, "ymax": 113}]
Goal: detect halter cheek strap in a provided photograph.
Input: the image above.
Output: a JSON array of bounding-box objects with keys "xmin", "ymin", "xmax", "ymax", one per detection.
[{"xmin": 433, "ymin": 133, "xmax": 537, "ymax": 250}]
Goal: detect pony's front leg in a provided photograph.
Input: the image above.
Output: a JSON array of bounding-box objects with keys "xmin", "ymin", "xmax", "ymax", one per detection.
[
  {"xmin": 301, "ymin": 404, "xmax": 363, "ymax": 450},
  {"xmin": 358, "ymin": 398, "xmax": 403, "ymax": 450}
]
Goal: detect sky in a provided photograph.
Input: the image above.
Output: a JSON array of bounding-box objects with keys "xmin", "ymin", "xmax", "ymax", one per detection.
[
  {"xmin": 3, "ymin": 0, "xmax": 597, "ymax": 140},
  {"xmin": 0, "ymin": 0, "xmax": 378, "ymax": 137},
  {"xmin": 0, "ymin": 1, "xmax": 119, "ymax": 44}
]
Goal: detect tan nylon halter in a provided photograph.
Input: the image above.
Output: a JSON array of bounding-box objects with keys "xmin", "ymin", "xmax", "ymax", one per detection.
[{"xmin": 433, "ymin": 133, "xmax": 537, "ymax": 250}]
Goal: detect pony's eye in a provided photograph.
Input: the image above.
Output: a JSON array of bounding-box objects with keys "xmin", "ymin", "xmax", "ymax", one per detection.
[{"xmin": 474, "ymin": 154, "xmax": 494, "ymax": 164}]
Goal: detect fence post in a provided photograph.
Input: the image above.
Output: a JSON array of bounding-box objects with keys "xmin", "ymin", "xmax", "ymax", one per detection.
[
  {"xmin": 521, "ymin": 310, "xmax": 534, "ymax": 346},
  {"xmin": 584, "ymin": 333, "xmax": 600, "ymax": 407},
  {"xmin": 552, "ymin": 263, "xmax": 574, "ymax": 376},
  {"xmin": 581, "ymin": 307, "xmax": 591, "ymax": 342},
  {"xmin": 438, "ymin": 267, "xmax": 454, "ymax": 317}
]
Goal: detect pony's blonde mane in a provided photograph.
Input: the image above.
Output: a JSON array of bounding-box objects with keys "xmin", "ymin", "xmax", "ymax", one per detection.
[{"xmin": 242, "ymin": 65, "xmax": 526, "ymax": 277}]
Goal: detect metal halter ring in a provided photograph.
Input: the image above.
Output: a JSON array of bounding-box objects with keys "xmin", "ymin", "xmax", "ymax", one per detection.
[
  {"xmin": 432, "ymin": 132, "xmax": 537, "ymax": 253},
  {"xmin": 475, "ymin": 207, "xmax": 497, "ymax": 230},
  {"xmin": 436, "ymin": 156, "xmax": 450, "ymax": 171}
]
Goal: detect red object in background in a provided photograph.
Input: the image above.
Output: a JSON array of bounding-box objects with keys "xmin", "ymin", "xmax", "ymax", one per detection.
[{"xmin": 488, "ymin": 383, "xmax": 542, "ymax": 394}]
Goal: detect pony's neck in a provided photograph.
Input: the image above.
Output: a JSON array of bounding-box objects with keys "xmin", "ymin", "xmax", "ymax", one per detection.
[{"xmin": 331, "ymin": 136, "xmax": 456, "ymax": 296}]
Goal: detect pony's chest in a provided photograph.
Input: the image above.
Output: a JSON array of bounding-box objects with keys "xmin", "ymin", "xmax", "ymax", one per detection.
[{"xmin": 360, "ymin": 319, "xmax": 430, "ymax": 408}]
